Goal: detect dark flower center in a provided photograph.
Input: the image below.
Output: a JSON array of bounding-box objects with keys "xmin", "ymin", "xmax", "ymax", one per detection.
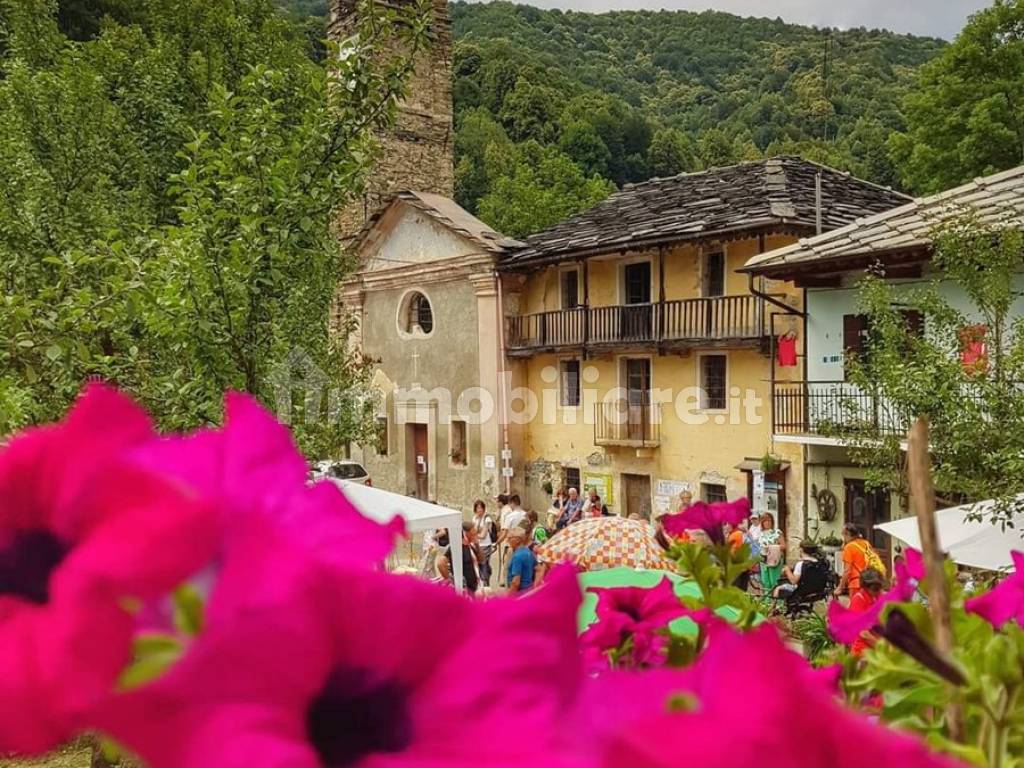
[
  {"xmin": 306, "ymin": 666, "xmax": 413, "ymax": 768},
  {"xmin": 0, "ymin": 529, "xmax": 70, "ymax": 605}
]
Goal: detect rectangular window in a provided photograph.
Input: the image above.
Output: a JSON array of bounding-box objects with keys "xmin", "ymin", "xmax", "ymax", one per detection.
[
  {"xmin": 561, "ymin": 269, "xmax": 580, "ymax": 309},
  {"xmin": 623, "ymin": 262, "xmax": 652, "ymax": 305},
  {"xmin": 560, "ymin": 359, "xmax": 581, "ymax": 406},
  {"xmin": 703, "ymin": 251, "xmax": 726, "ymax": 297},
  {"xmin": 564, "ymin": 467, "xmax": 581, "ymax": 493},
  {"xmin": 376, "ymin": 416, "xmax": 389, "ymax": 456},
  {"xmin": 450, "ymin": 420, "xmax": 467, "ymax": 466},
  {"xmin": 701, "ymin": 482, "xmax": 728, "ymax": 504},
  {"xmin": 699, "ymin": 354, "xmax": 727, "ymax": 410}
]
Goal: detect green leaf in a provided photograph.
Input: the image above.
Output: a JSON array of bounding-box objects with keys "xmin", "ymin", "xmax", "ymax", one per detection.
[{"xmin": 173, "ymin": 584, "xmax": 205, "ymax": 636}]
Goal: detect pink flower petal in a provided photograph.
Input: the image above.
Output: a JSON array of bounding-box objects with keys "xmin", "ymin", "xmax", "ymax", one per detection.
[
  {"xmin": 663, "ymin": 498, "xmax": 750, "ymax": 543},
  {"xmin": 0, "ymin": 385, "xmax": 218, "ymax": 754},
  {"xmin": 966, "ymin": 550, "xmax": 1024, "ymax": 629},
  {"xmin": 602, "ymin": 624, "xmax": 966, "ymax": 768}
]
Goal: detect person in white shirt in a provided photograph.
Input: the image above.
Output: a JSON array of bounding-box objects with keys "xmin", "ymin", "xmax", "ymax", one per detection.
[
  {"xmin": 497, "ymin": 494, "xmax": 526, "ymax": 585},
  {"xmin": 472, "ymin": 499, "xmax": 496, "ymax": 586}
]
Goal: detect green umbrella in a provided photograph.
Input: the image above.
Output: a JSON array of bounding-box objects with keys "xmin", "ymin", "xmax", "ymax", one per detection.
[{"xmin": 577, "ymin": 567, "xmax": 743, "ymax": 638}]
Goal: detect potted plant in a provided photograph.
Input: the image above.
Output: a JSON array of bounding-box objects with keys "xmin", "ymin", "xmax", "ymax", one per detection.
[{"xmin": 760, "ymin": 452, "xmax": 782, "ymax": 474}]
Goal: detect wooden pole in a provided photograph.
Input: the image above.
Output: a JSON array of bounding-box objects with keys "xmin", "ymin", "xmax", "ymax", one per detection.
[{"xmin": 906, "ymin": 415, "xmax": 964, "ymax": 741}]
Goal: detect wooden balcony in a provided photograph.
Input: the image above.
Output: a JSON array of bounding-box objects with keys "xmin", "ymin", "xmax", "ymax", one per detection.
[
  {"xmin": 505, "ymin": 295, "xmax": 765, "ymax": 356},
  {"xmin": 594, "ymin": 400, "xmax": 661, "ymax": 448}
]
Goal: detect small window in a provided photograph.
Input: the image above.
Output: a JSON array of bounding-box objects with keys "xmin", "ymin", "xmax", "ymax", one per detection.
[
  {"xmin": 699, "ymin": 354, "xmax": 727, "ymax": 410},
  {"xmin": 564, "ymin": 467, "xmax": 581, "ymax": 493},
  {"xmin": 450, "ymin": 420, "xmax": 467, "ymax": 466},
  {"xmin": 376, "ymin": 416, "xmax": 389, "ymax": 456},
  {"xmin": 561, "ymin": 269, "xmax": 580, "ymax": 309},
  {"xmin": 701, "ymin": 482, "xmax": 728, "ymax": 504},
  {"xmin": 703, "ymin": 251, "xmax": 725, "ymax": 297},
  {"xmin": 403, "ymin": 292, "xmax": 434, "ymax": 335},
  {"xmin": 560, "ymin": 359, "xmax": 581, "ymax": 406}
]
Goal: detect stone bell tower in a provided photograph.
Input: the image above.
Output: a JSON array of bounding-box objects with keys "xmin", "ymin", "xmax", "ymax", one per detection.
[{"xmin": 330, "ymin": 0, "xmax": 455, "ymax": 244}]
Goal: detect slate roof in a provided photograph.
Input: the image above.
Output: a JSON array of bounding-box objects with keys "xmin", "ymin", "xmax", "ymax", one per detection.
[
  {"xmin": 499, "ymin": 156, "xmax": 911, "ymax": 270},
  {"xmin": 742, "ymin": 165, "xmax": 1024, "ymax": 277},
  {"xmin": 360, "ymin": 190, "xmax": 523, "ymax": 255}
]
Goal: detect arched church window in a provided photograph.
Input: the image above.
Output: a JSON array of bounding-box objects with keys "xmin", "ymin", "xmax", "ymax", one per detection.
[{"xmin": 402, "ymin": 291, "xmax": 434, "ymax": 336}]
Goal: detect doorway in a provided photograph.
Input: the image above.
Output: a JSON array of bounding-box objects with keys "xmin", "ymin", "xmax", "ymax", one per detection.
[
  {"xmin": 623, "ymin": 474, "xmax": 652, "ymax": 520},
  {"xmin": 844, "ymin": 479, "xmax": 891, "ymax": 562},
  {"xmin": 407, "ymin": 423, "xmax": 429, "ymax": 499},
  {"xmin": 623, "ymin": 358, "xmax": 651, "ymax": 442},
  {"xmin": 620, "ymin": 261, "xmax": 653, "ymax": 340}
]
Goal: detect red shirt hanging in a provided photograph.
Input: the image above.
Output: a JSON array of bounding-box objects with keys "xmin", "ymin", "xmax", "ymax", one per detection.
[
  {"xmin": 959, "ymin": 324, "xmax": 988, "ymax": 375},
  {"xmin": 777, "ymin": 333, "xmax": 798, "ymax": 367}
]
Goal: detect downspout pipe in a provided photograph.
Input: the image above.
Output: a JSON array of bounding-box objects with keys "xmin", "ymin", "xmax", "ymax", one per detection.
[
  {"xmin": 495, "ymin": 270, "xmax": 512, "ymax": 495},
  {"xmin": 747, "ymin": 272, "xmax": 805, "ymax": 317}
]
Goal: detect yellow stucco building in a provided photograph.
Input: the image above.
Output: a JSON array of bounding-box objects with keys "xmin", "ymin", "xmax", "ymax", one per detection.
[{"xmin": 497, "ymin": 157, "xmax": 910, "ymax": 543}]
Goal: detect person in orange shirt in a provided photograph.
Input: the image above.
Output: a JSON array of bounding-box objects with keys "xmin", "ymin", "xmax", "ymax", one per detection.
[
  {"xmin": 725, "ymin": 521, "xmax": 745, "ymax": 553},
  {"xmin": 835, "ymin": 523, "xmax": 879, "ymax": 599}
]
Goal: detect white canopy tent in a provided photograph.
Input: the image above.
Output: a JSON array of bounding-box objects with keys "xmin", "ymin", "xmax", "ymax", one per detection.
[
  {"xmin": 332, "ymin": 480, "xmax": 464, "ymax": 591},
  {"xmin": 876, "ymin": 497, "xmax": 1024, "ymax": 571}
]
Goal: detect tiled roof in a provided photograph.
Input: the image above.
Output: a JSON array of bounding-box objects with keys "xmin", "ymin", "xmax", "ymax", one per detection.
[
  {"xmin": 499, "ymin": 156, "xmax": 910, "ymax": 269},
  {"xmin": 743, "ymin": 165, "xmax": 1024, "ymax": 276},
  {"xmin": 360, "ymin": 190, "xmax": 523, "ymax": 254}
]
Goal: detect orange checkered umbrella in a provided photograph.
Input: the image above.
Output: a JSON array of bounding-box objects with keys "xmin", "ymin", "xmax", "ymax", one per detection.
[{"xmin": 536, "ymin": 516, "xmax": 677, "ymax": 572}]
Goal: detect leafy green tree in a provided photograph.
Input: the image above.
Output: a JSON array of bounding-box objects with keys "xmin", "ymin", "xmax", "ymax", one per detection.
[
  {"xmin": 0, "ymin": 0, "xmax": 428, "ymax": 457},
  {"xmin": 558, "ymin": 120, "xmax": 612, "ymax": 178},
  {"xmin": 838, "ymin": 218, "xmax": 1024, "ymax": 522},
  {"xmin": 648, "ymin": 127, "xmax": 698, "ymax": 177},
  {"xmin": 499, "ymin": 76, "xmax": 559, "ymax": 143},
  {"xmin": 453, "ymin": 106, "xmax": 511, "ymax": 211},
  {"xmin": 890, "ymin": 0, "xmax": 1024, "ymax": 194},
  {"xmin": 476, "ymin": 141, "xmax": 614, "ymax": 238}
]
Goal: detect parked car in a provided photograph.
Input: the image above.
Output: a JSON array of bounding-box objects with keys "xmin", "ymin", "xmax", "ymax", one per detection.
[{"xmin": 310, "ymin": 459, "xmax": 373, "ymax": 486}]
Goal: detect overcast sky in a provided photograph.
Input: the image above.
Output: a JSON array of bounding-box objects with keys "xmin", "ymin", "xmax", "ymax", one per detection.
[{"xmin": 492, "ymin": 0, "xmax": 992, "ymax": 39}]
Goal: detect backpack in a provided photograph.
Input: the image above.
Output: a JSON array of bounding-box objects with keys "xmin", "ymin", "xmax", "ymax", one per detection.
[
  {"xmin": 488, "ymin": 519, "xmax": 499, "ymax": 543},
  {"xmin": 852, "ymin": 539, "xmax": 887, "ymax": 578}
]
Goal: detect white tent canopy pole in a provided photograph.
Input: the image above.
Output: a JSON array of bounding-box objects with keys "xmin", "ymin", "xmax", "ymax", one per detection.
[
  {"xmin": 332, "ymin": 480, "xmax": 464, "ymax": 591},
  {"xmin": 876, "ymin": 495, "xmax": 1024, "ymax": 571}
]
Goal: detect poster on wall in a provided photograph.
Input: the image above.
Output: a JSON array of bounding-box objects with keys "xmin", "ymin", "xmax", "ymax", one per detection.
[
  {"xmin": 752, "ymin": 470, "xmax": 766, "ymax": 513},
  {"xmin": 653, "ymin": 479, "xmax": 691, "ymax": 515},
  {"xmin": 583, "ymin": 473, "xmax": 614, "ymax": 507}
]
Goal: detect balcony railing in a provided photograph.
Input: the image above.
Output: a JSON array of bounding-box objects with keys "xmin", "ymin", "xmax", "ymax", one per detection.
[
  {"xmin": 506, "ymin": 295, "xmax": 765, "ymax": 353},
  {"xmin": 772, "ymin": 381, "xmax": 911, "ymax": 438},
  {"xmin": 594, "ymin": 399, "xmax": 661, "ymax": 448}
]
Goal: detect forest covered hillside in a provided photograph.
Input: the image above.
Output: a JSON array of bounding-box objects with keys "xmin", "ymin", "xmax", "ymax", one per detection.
[{"xmin": 279, "ymin": 0, "xmax": 947, "ymax": 236}]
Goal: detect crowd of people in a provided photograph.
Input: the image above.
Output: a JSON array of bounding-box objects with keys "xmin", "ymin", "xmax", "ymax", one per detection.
[{"xmin": 420, "ymin": 486, "xmax": 890, "ymax": 649}]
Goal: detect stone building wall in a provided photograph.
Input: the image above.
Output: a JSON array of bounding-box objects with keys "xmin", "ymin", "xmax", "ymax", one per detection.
[{"xmin": 329, "ymin": 0, "xmax": 455, "ymax": 245}]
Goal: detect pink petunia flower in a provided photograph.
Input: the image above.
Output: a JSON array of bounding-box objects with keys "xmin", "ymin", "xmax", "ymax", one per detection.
[
  {"xmin": 965, "ymin": 550, "xmax": 1024, "ymax": 629},
  {"xmin": 580, "ymin": 578, "xmax": 705, "ymax": 667},
  {"xmin": 828, "ymin": 548, "xmax": 924, "ymax": 644},
  {"xmin": 97, "ymin": 539, "xmax": 590, "ymax": 768},
  {"xmin": 663, "ymin": 498, "xmax": 750, "ymax": 545},
  {"xmin": 602, "ymin": 622, "xmax": 967, "ymax": 768},
  {"xmin": 0, "ymin": 384, "xmax": 218, "ymax": 754},
  {"xmin": 131, "ymin": 392, "xmax": 404, "ymax": 572}
]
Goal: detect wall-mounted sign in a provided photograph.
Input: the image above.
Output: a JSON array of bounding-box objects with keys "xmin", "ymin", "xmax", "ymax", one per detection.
[
  {"xmin": 583, "ymin": 473, "xmax": 614, "ymax": 507},
  {"xmin": 484, "ymin": 454, "xmax": 496, "ymax": 470},
  {"xmin": 654, "ymin": 479, "xmax": 691, "ymax": 515}
]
